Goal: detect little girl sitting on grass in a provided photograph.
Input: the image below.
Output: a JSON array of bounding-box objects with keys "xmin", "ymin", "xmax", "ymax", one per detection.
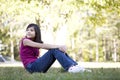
[{"xmin": 19, "ymin": 23, "xmax": 91, "ymax": 73}]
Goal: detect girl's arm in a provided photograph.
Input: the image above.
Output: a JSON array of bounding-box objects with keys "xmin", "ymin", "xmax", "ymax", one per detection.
[{"xmin": 23, "ymin": 39, "xmax": 67, "ymax": 53}]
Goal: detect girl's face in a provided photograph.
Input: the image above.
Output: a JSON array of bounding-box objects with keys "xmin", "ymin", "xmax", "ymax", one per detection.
[{"xmin": 26, "ymin": 27, "xmax": 35, "ymax": 39}]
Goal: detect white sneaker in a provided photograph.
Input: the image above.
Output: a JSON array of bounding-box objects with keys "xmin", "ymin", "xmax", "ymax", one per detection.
[
  {"xmin": 68, "ymin": 65, "xmax": 92, "ymax": 73},
  {"xmin": 76, "ymin": 65, "xmax": 92, "ymax": 72},
  {"xmin": 68, "ymin": 65, "xmax": 85, "ymax": 73}
]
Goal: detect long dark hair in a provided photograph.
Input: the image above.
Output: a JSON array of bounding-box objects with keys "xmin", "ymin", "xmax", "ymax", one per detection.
[{"xmin": 26, "ymin": 23, "xmax": 43, "ymax": 43}]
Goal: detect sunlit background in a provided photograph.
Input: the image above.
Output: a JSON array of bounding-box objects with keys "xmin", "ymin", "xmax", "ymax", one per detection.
[{"xmin": 0, "ymin": 0, "xmax": 120, "ymax": 68}]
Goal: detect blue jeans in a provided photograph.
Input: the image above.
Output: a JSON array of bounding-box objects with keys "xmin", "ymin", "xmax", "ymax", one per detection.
[{"xmin": 26, "ymin": 48, "xmax": 77, "ymax": 73}]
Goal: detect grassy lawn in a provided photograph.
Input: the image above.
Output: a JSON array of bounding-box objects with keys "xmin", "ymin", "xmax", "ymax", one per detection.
[{"xmin": 0, "ymin": 67, "xmax": 120, "ymax": 80}]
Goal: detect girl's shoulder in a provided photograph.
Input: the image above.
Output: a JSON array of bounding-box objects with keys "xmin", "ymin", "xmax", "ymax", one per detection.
[
  {"xmin": 20, "ymin": 37, "xmax": 30, "ymax": 45},
  {"xmin": 20, "ymin": 37, "xmax": 32, "ymax": 48}
]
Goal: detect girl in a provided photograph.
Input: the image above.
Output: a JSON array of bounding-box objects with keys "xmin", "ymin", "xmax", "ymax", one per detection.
[{"xmin": 19, "ymin": 23, "xmax": 90, "ymax": 73}]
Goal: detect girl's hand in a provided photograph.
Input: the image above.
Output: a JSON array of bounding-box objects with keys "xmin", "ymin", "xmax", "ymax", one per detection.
[{"xmin": 58, "ymin": 45, "xmax": 67, "ymax": 53}]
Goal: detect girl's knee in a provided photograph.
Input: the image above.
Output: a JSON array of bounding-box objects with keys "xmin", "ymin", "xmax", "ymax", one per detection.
[{"xmin": 48, "ymin": 48, "xmax": 61, "ymax": 54}]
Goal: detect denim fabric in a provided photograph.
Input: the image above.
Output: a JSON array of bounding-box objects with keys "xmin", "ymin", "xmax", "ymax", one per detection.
[{"xmin": 26, "ymin": 48, "xmax": 77, "ymax": 73}]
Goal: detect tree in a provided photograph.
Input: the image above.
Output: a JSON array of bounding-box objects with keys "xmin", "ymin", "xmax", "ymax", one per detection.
[{"xmin": 0, "ymin": 0, "xmax": 120, "ymax": 62}]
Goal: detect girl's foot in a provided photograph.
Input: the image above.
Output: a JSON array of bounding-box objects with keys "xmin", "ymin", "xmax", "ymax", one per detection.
[{"xmin": 68, "ymin": 65, "xmax": 91, "ymax": 73}]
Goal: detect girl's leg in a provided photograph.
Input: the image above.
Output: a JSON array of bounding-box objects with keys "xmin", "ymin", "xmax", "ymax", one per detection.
[
  {"xmin": 48, "ymin": 49, "xmax": 77, "ymax": 70},
  {"xmin": 65, "ymin": 53, "xmax": 78, "ymax": 65},
  {"xmin": 26, "ymin": 50, "xmax": 56, "ymax": 73},
  {"xmin": 26, "ymin": 48, "xmax": 77, "ymax": 73}
]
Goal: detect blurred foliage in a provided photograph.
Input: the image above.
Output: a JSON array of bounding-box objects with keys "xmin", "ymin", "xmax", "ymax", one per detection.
[{"xmin": 0, "ymin": 0, "xmax": 120, "ymax": 62}]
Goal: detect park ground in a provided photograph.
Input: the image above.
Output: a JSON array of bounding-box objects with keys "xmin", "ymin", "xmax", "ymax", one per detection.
[{"xmin": 0, "ymin": 62, "xmax": 120, "ymax": 80}]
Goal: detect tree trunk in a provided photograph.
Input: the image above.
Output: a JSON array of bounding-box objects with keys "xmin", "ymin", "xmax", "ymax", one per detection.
[
  {"xmin": 103, "ymin": 38, "xmax": 106, "ymax": 61},
  {"xmin": 113, "ymin": 39, "xmax": 117, "ymax": 62},
  {"xmin": 10, "ymin": 40, "xmax": 14, "ymax": 61},
  {"xmin": 89, "ymin": 48, "xmax": 92, "ymax": 61},
  {"xmin": 96, "ymin": 38, "xmax": 99, "ymax": 62},
  {"xmin": 10, "ymin": 26, "xmax": 14, "ymax": 61}
]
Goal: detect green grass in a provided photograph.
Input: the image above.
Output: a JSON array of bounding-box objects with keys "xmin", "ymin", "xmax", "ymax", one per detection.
[{"xmin": 0, "ymin": 67, "xmax": 120, "ymax": 80}]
